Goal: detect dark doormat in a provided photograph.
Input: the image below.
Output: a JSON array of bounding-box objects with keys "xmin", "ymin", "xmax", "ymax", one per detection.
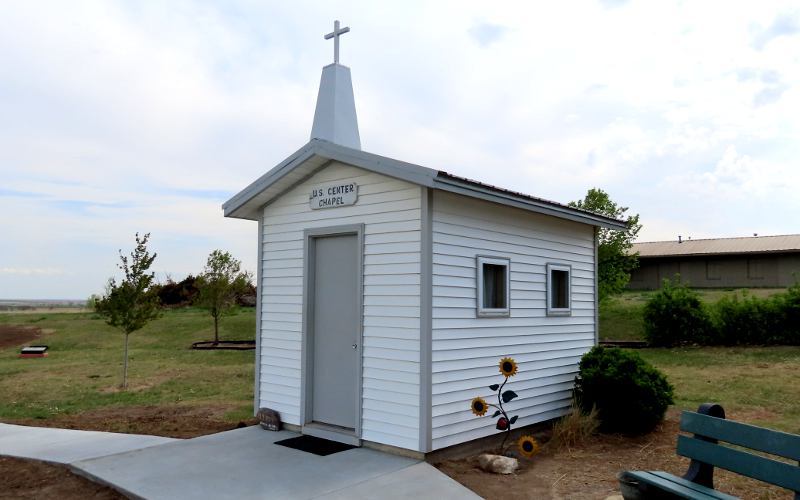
[{"xmin": 275, "ymin": 435, "xmax": 357, "ymax": 456}]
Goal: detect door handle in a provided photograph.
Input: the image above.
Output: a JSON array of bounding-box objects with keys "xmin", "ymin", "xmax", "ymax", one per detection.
[{"xmin": 352, "ymin": 343, "xmax": 358, "ymax": 350}]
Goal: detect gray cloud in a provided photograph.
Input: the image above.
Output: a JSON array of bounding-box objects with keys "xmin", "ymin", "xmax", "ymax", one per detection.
[
  {"xmin": 754, "ymin": 84, "xmax": 789, "ymax": 107},
  {"xmin": 751, "ymin": 11, "xmax": 800, "ymax": 50},
  {"xmin": 468, "ymin": 22, "xmax": 507, "ymax": 47}
]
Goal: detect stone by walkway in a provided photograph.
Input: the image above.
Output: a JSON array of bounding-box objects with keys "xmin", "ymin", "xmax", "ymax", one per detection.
[{"xmin": 0, "ymin": 423, "xmax": 479, "ymax": 499}]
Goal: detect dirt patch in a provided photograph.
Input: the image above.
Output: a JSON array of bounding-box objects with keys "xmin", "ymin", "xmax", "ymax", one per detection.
[
  {"xmin": 0, "ymin": 456, "xmax": 124, "ymax": 500},
  {"xmin": 0, "ymin": 325, "xmax": 43, "ymax": 349},
  {"xmin": 435, "ymin": 410, "xmax": 792, "ymax": 499},
  {"xmin": 6, "ymin": 404, "xmax": 258, "ymax": 439}
]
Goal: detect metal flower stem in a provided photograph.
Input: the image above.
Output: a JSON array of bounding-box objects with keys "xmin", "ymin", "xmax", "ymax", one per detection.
[{"xmin": 496, "ymin": 375, "xmax": 512, "ymax": 454}]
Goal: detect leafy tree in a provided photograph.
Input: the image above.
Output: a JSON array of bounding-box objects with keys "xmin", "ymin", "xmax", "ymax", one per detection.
[
  {"xmin": 95, "ymin": 233, "xmax": 161, "ymax": 389},
  {"xmin": 569, "ymin": 188, "xmax": 642, "ymax": 301},
  {"xmin": 156, "ymin": 274, "xmax": 200, "ymax": 307},
  {"xmin": 196, "ymin": 250, "xmax": 252, "ymax": 343}
]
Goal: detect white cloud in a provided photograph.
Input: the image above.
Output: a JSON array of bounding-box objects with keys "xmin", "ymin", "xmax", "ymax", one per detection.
[{"xmin": 2, "ymin": 0, "xmax": 800, "ymax": 298}]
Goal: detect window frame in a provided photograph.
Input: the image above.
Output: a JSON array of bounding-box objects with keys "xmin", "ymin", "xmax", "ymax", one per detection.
[
  {"xmin": 476, "ymin": 255, "xmax": 511, "ymax": 318},
  {"xmin": 546, "ymin": 263, "xmax": 572, "ymax": 316},
  {"xmin": 706, "ymin": 260, "xmax": 721, "ymax": 281}
]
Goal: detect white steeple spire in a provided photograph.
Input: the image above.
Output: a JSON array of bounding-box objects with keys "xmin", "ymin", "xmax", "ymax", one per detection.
[{"xmin": 310, "ymin": 20, "xmax": 361, "ymax": 150}]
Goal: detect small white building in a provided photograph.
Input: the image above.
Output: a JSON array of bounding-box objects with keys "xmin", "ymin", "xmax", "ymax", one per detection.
[{"xmin": 224, "ymin": 22, "xmax": 624, "ymax": 455}]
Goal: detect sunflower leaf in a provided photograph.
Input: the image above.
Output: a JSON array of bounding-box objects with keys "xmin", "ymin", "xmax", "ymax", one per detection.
[
  {"xmin": 501, "ymin": 390, "xmax": 518, "ymax": 403},
  {"xmin": 492, "ymin": 410, "xmax": 501, "ymax": 418},
  {"xmin": 509, "ymin": 415, "xmax": 518, "ymax": 424},
  {"xmin": 489, "ymin": 384, "xmax": 499, "ymax": 391}
]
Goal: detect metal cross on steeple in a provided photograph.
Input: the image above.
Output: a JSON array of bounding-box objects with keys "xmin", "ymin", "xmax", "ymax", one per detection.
[{"xmin": 324, "ymin": 20, "xmax": 350, "ymax": 64}]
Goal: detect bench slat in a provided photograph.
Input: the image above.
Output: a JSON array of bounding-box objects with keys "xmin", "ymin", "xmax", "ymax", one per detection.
[
  {"xmin": 624, "ymin": 471, "xmax": 733, "ymax": 499},
  {"xmin": 649, "ymin": 471, "xmax": 739, "ymax": 500},
  {"xmin": 677, "ymin": 435, "xmax": 800, "ymax": 492},
  {"xmin": 681, "ymin": 411, "xmax": 800, "ymax": 461}
]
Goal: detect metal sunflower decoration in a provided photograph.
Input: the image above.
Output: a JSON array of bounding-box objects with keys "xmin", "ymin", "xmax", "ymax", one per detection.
[
  {"xmin": 469, "ymin": 356, "xmax": 540, "ymax": 458},
  {"xmin": 518, "ymin": 435, "xmax": 539, "ymax": 458}
]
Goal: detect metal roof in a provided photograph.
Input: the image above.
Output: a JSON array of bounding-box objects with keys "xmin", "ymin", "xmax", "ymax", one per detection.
[
  {"xmin": 223, "ymin": 139, "xmax": 626, "ymax": 229},
  {"xmin": 632, "ymin": 234, "xmax": 800, "ymax": 257}
]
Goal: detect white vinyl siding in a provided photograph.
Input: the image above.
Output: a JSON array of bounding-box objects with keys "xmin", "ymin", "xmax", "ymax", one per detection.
[
  {"xmin": 259, "ymin": 162, "xmax": 421, "ymax": 451},
  {"xmin": 430, "ymin": 191, "xmax": 596, "ymax": 450}
]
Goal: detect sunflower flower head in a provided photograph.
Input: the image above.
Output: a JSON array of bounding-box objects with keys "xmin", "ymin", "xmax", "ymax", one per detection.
[
  {"xmin": 470, "ymin": 397, "xmax": 489, "ymax": 417},
  {"xmin": 499, "ymin": 357, "xmax": 518, "ymax": 377},
  {"xmin": 518, "ymin": 435, "xmax": 540, "ymax": 458}
]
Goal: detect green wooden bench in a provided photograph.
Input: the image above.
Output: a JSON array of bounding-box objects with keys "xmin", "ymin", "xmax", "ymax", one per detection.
[{"xmin": 619, "ymin": 403, "xmax": 800, "ymax": 499}]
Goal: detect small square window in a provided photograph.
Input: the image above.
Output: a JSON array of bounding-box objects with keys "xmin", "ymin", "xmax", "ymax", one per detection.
[
  {"xmin": 547, "ymin": 264, "xmax": 571, "ymax": 316},
  {"xmin": 477, "ymin": 256, "xmax": 510, "ymax": 317},
  {"xmin": 747, "ymin": 259, "xmax": 763, "ymax": 279},
  {"xmin": 706, "ymin": 261, "xmax": 721, "ymax": 280}
]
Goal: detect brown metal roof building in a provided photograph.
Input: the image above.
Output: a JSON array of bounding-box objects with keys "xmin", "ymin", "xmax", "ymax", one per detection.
[{"xmin": 628, "ymin": 235, "xmax": 800, "ymax": 289}]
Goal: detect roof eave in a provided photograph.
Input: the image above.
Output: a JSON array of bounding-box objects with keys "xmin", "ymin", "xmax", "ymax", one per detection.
[
  {"xmin": 432, "ymin": 176, "xmax": 626, "ymax": 230},
  {"xmin": 222, "ymin": 140, "xmax": 440, "ymax": 220},
  {"xmin": 223, "ymin": 139, "xmax": 626, "ymax": 229}
]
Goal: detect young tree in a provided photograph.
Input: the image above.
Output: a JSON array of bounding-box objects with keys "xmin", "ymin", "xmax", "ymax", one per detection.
[
  {"xmin": 569, "ymin": 188, "xmax": 642, "ymax": 301},
  {"xmin": 196, "ymin": 250, "xmax": 253, "ymax": 343},
  {"xmin": 95, "ymin": 233, "xmax": 162, "ymax": 389}
]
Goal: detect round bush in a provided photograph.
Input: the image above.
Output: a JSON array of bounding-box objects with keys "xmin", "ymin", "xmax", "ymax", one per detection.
[
  {"xmin": 643, "ymin": 278, "xmax": 713, "ymax": 346},
  {"xmin": 574, "ymin": 346, "xmax": 674, "ymax": 434}
]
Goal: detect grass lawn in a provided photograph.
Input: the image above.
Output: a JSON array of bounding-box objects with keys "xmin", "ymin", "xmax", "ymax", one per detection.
[
  {"xmin": 2, "ymin": 304, "xmax": 798, "ymax": 437},
  {"xmin": 639, "ymin": 346, "xmax": 800, "ymax": 434},
  {"xmin": 3, "ymin": 306, "xmax": 799, "ymax": 498},
  {"xmin": 0, "ymin": 308, "xmax": 255, "ymax": 424},
  {"xmin": 599, "ymin": 288, "xmax": 787, "ymax": 341}
]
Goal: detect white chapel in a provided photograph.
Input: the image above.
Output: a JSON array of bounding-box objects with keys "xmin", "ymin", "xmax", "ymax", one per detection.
[{"xmin": 224, "ymin": 21, "xmax": 624, "ymax": 455}]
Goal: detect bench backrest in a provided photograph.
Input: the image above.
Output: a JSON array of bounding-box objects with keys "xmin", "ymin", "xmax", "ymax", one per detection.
[{"xmin": 678, "ymin": 410, "xmax": 800, "ymax": 493}]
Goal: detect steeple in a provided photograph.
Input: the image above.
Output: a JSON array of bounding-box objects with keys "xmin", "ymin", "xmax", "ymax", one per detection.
[{"xmin": 310, "ymin": 20, "xmax": 361, "ymax": 150}]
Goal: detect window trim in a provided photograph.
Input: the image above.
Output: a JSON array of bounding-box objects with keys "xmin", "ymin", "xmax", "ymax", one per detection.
[
  {"xmin": 476, "ymin": 255, "xmax": 511, "ymax": 318},
  {"xmin": 706, "ymin": 260, "xmax": 721, "ymax": 281},
  {"xmin": 546, "ymin": 263, "xmax": 572, "ymax": 316}
]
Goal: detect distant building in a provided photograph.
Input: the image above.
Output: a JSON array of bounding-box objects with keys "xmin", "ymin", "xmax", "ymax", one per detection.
[{"xmin": 629, "ymin": 235, "xmax": 800, "ymax": 289}]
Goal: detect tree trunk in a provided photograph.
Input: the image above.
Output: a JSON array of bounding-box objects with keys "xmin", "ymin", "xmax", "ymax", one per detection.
[
  {"xmin": 213, "ymin": 312, "xmax": 219, "ymax": 344},
  {"xmin": 122, "ymin": 332, "xmax": 130, "ymax": 390}
]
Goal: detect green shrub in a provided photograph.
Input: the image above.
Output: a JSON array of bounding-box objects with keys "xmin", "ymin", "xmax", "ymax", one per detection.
[
  {"xmin": 642, "ymin": 277, "xmax": 713, "ymax": 346},
  {"xmin": 772, "ymin": 282, "xmax": 800, "ymax": 345},
  {"xmin": 712, "ymin": 293, "xmax": 781, "ymax": 345},
  {"xmin": 574, "ymin": 346, "xmax": 674, "ymax": 434}
]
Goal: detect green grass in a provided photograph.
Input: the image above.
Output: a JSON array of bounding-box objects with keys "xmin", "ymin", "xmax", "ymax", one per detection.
[
  {"xmin": 639, "ymin": 346, "xmax": 800, "ymax": 434},
  {"xmin": 599, "ymin": 288, "xmax": 787, "ymax": 341},
  {"xmin": 0, "ymin": 308, "xmax": 255, "ymax": 422},
  {"xmin": 2, "ymin": 304, "xmax": 798, "ymax": 439}
]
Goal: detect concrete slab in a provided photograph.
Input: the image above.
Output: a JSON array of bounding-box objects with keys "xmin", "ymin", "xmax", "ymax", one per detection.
[
  {"xmin": 313, "ymin": 462, "xmax": 481, "ymax": 499},
  {"xmin": 0, "ymin": 423, "xmax": 176, "ymax": 464},
  {"xmin": 73, "ymin": 426, "xmax": 479, "ymax": 500}
]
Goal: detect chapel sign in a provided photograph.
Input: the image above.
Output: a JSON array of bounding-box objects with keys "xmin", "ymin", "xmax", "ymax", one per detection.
[{"xmin": 309, "ymin": 182, "xmax": 359, "ymax": 210}]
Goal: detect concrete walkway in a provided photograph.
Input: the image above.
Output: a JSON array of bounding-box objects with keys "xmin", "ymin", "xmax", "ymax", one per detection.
[
  {"xmin": 0, "ymin": 423, "xmax": 479, "ymax": 499},
  {"xmin": 0, "ymin": 423, "xmax": 175, "ymax": 464}
]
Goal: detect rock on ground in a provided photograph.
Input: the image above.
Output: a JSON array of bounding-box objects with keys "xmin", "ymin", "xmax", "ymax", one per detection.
[{"xmin": 477, "ymin": 453, "xmax": 518, "ymax": 474}]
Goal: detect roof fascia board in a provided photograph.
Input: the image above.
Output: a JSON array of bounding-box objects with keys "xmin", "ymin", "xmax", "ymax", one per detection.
[
  {"xmin": 223, "ymin": 139, "xmax": 626, "ymax": 229},
  {"xmin": 223, "ymin": 142, "xmax": 318, "ymax": 217},
  {"xmin": 433, "ymin": 177, "xmax": 626, "ymax": 229},
  {"xmin": 223, "ymin": 140, "xmax": 439, "ymax": 219},
  {"xmin": 313, "ymin": 141, "xmax": 437, "ymax": 187}
]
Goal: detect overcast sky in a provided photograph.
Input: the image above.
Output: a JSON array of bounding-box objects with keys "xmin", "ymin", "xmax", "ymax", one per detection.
[{"xmin": 2, "ymin": 1, "xmax": 799, "ymax": 299}]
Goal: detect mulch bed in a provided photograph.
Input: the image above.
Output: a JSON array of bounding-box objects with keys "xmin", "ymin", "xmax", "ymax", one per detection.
[
  {"xmin": 2, "ymin": 404, "xmax": 791, "ymax": 498},
  {"xmin": 435, "ymin": 409, "xmax": 792, "ymax": 499},
  {"xmin": 0, "ymin": 457, "xmax": 125, "ymax": 500},
  {"xmin": 6, "ymin": 404, "xmax": 258, "ymax": 439},
  {"xmin": 0, "ymin": 325, "xmax": 42, "ymax": 349}
]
